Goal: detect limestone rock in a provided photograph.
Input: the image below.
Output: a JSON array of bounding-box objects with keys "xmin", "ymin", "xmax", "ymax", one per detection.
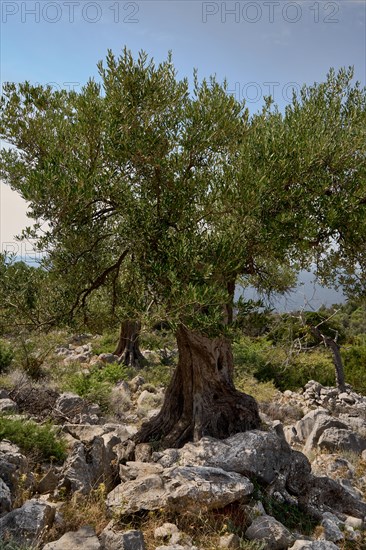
[
  {"xmin": 245, "ymin": 514, "xmax": 294, "ymax": 549},
  {"xmin": 0, "ymin": 440, "xmax": 28, "ymax": 493},
  {"xmin": 100, "ymin": 525, "xmax": 146, "ymax": 549},
  {"xmin": 289, "ymin": 542, "xmax": 340, "ymax": 549},
  {"xmin": 37, "ymin": 469, "xmax": 59, "ymax": 494},
  {"xmin": 345, "ymin": 516, "xmax": 363, "ymax": 529},
  {"xmin": 219, "ymin": 533, "xmax": 241, "ymax": 548},
  {"xmin": 136, "ymin": 390, "xmax": 163, "ymax": 415},
  {"xmin": 55, "ymin": 392, "xmax": 101, "ymax": 424},
  {"xmin": 0, "ymin": 477, "xmax": 11, "ymax": 516},
  {"xmin": 58, "ymin": 436, "xmax": 116, "ymax": 494},
  {"xmin": 303, "ymin": 416, "xmax": 348, "ymax": 454},
  {"xmin": 302, "ymin": 475, "xmax": 366, "ymax": 519},
  {"xmin": 154, "ymin": 522, "xmax": 180, "ymax": 540},
  {"xmin": 98, "ymin": 353, "xmax": 120, "ymax": 364},
  {"xmin": 154, "ymin": 431, "xmax": 292, "ymax": 484},
  {"xmin": 295, "ymin": 409, "xmax": 329, "ymax": 442},
  {"xmin": 42, "ymin": 525, "xmax": 101, "ymax": 549},
  {"xmin": 318, "ymin": 427, "xmax": 366, "ymax": 454},
  {"xmin": 320, "ymin": 516, "xmax": 344, "ymax": 542},
  {"xmin": 0, "ymin": 499, "xmax": 55, "ymax": 544},
  {"xmin": 119, "ymin": 461, "xmax": 164, "ymax": 482},
  {"xmin": 63, "ymin": 424, "xmax": 106, "ymax": 443},
  {"xmin": 0, "ymin": 398, "xmax": 18, "ymax": 412},
  {"xmin": 106, "ymin": 465, "xmax": 253, "ymax": 515}
]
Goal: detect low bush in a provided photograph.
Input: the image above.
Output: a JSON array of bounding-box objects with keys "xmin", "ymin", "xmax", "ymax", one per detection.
[
  {"xmin": 0, "ymin": 415, "xmax": 67, "ymax": 461},
  {"xmin": 342, "ymin": 341, "xmax": 366, "ymax": 394},
  {"xmin": 64, "ymin": 362, "xmax": 132, "ymax": 411},
  {"xmin": 233, "ymin": 336, "xmax": 335, "ymax": 392}
]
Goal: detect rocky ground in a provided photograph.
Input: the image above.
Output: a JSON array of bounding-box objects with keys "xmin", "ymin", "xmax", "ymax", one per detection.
[{"xmin": 1, "ymin": 337, "xmax": 366, "ymax": 549}]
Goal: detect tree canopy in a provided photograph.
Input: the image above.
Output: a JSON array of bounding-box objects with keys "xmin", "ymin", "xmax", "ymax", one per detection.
[{"xmin": 2, "ymin": 51, "xmax": 365, "ymax": 333}]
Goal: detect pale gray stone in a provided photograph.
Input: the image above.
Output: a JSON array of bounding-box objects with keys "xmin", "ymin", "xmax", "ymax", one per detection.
[
  {"xmin": 136, "ymin": 390, "xmax": 163, "ymax": 414},
  {"xmin": 0, "ymin": 499, "xmax": 55, "ymax": 543},
  {"xmin": 0, "ymin": 477, "xmax": 11, "ymax": 516},
  {"xmin": 219, "ymin": 533, "xmax": 241, "ymax": 548},
  {"xmin": 58, "ymin": 435, "xmax": 115, "ymax": 494},
  {"xmin": 63, "ymin": 424, "xmax": 105, "ymax": 443},
  {"xmin": 303, "ymin": 417, "xmax": 349, "ymax": 453},
  {"xmin": 154, "ymin": 522, "xmax": 180, "ymax": 540},
  {"xmin": 295, "ymin": 409, "xmax": 329, "ymax": 442},
  {"xmin": 154, "ymin": 431, "xmax": 292, "ymax": 485},
  {"xmin": 289, "ymin": 541, "xmax": 340, "ymax": 550},
  {"xmin": 0, "ymin": 440, "xmax": 28, "ymax": 493},
  {"xmin": 99, "ymin": 524, "xmax": 146, "ymax": 550},
  {"xmin": 106, "ymin": 465, "xmax": 253, "ymax": 515},
  {"xmin": 55, "ymin": 393, "xmax": 101, "ymax": 423},
  {"xmin": 0, "ymin": 398, "xmax": 18, "ymax": 412},
  {"xmin": 320, "ymin": 517, "xmax": 344, "ymax": 542},
  {"xmin": 345, "ymin": 516, "xmax": 363, "ymax": 529},
  {"xmin": 318, "ymin": 427, "xmax": 366, "ymax": 454},
  {"xmin": 245, "ymin": 514, "xmax": 294, "ymax": 549},
  {"xmin": 37, "ymin": 469, "xmax": 59, "ymax": 494},
  {"xmin": 98, "ymin": 353, "xmax": 120, "ymax": 364},
  {"xmin": 42, "ymin": 525, "xmax": 101, "ymax": 549},
  {"xmin": 119, "ymin": 461, "xmax": 164, "ymax": 482}
]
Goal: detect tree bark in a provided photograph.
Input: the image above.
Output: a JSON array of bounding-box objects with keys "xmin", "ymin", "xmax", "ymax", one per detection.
[
  {"xmin": 135, "ymin": 325, "xmax": 261, "ymax": 449},
  {"xmin": 113, "ymin": 320, "xmax": 144, "ymax": 369},
  {"xmin": 310, "ymin": 326, "xmax": 346, "ymax": 393}
]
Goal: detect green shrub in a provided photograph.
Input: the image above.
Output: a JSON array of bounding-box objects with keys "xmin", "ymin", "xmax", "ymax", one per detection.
[
  {"xmin": 233, "ymin": 336, "xmax": 335, "ymax": 392},
  {"xmin": 91, "ymin": 330, "xmax": 119, "ymax": 355},
  {"xmin": 0, "ymin": 340, "xmax": 13, "ymax": 373},
  {"xmin": 0, "ymin": 415, "xmax": 67, "ymax": 461},
  {"xmin": 64, "ymin": 362, "xmax": 132, "ymax": 411},
  {"xmin": 342, "ymin": 341, "xmax": 366, "ymax": 394}
]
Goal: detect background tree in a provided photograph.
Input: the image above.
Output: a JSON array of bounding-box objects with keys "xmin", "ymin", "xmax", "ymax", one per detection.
[{"xmin": 1, "ymin": 51, "xmax": 365, "ymax": 448}]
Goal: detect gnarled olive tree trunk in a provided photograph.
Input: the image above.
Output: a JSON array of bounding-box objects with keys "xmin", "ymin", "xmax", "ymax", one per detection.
[
  {"xmin": 135, "ymin": 325, "xmax": 261, "ymax": 449},
  {"xmin": 114, "ymin": 320, "xmax": 144, "ymax": 369}
]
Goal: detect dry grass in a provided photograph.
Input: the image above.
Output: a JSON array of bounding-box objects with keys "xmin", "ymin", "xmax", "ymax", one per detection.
[
  {"xmin": 112, "ymin": 503, "xmax": 257, "ymax": 550},
  {"xmin": 45, "ymin": 484, "xmax": 110, "ymax": 544}
]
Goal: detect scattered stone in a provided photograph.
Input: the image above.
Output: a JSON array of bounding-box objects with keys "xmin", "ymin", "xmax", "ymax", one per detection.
[
  {"xmin": 63, "ymin": 424, "xmax": 105, "ymax": 443},
  {"xmin": 58, "ymin": 436, "xmax": 116, "ymax": 495},
  {"xmin": 154, "ymin": 523, "xmax": 180, "ymax": 540},
  {"xmin": 98, "ymin": 353, "xmax": 119, "ymax": 364},
  {"xmin": 99, "ymin": 523, "xmax": 146, "ymax": 550},
  {"xmin": 0, "ymin": 398, "xmax": 18, "ymax": 412},
  {"xmin": 129, "ymin": 375, "xmax": 145, "ymax": 393},
  {"xmin": 37, "ymin": 469, "xmax": 59, "ymax": 494},
  {"xmin": 107, "ymin": 465, "xmax": 253, "ymax": 515},
  {"xmin": 320, "ymin": 516, "xmax": 344, "ymax": 542},
  {"xmin": 289, "ymin": 542, "xmax": 340, "ymax": 549},
  {"xmin": 345, "ymin": 516, "xmax": 363, "ymax": 529},
  {"xmin": 245, "ymin": 514, "xmax": 294, "ymax": 549},
  {"xmin": 55, "ymin": 393, "xmax": 101, "ymax": 424},
  {"xmin": 0, "ymin": 499, "xmax": 55, "ymax": 544},
  {"xmin": 42, "ymin": 524, "xmax": 101, "ymax": 549},
  {"xmin": 136, "ymin": 390, "xmax": 163, "ymax": 415},
  {"xmin": 0, "ymin": 441, "xmax": 28, "ymax": 493},
  {"xmin": 154, "ymin": 431, "xmax": 292, "ymax": 485},
  {"xmin": 0, "ymin": 477, "xmax": 12, "ymax": 516},
  {"xmin": 219, "ymin": 533, "xmax": 241, "ymax": 548},
  {"xmin": 318, "ymin": 427, "xmax": 366, "ymax": 454}
]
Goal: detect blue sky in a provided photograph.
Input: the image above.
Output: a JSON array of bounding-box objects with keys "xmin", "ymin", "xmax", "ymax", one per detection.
[{"xmin": 0, "ymin": 0, "xmax": 365, "ymax": 309}]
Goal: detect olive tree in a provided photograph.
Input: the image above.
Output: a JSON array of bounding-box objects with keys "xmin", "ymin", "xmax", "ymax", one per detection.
[{"xmin": 1, "ymin": 50, "xmax": 365, "ymax": 447}]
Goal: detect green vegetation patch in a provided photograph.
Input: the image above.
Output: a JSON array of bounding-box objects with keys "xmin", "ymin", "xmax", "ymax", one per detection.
[
  {"xmin": 63, "ymin": 362, "xmax": 132, "ymax": 411},
  {"xmin": 0, "ymin": 415, "xmax": 67, "ymax": 461}
]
